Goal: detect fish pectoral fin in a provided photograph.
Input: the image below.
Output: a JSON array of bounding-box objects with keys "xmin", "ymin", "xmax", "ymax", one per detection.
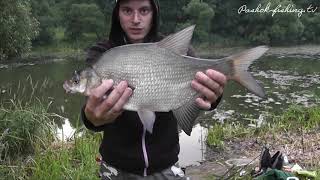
[
  {"xmin": 137, "ymin": 110, "xmax": 156, "ymax": 134},
  {"xmin": 157, "ymin": 25, "xmax": 195, "ymax": 55},
  {"xmin": 173, "ymin": 100, "xmax": 201, "ymax": 136}
]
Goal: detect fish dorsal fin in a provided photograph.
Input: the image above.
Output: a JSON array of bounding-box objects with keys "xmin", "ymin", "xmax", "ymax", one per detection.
[
  {"xmin": 138, "ymin": 110, "xmax": 156, "ymax": 133},
  {"xmin": 157, "ymin": 25, "xmax": 195, "ymax": 55},
  {"xmin": 172, "ymin": 99, "xmax": 201, "ymax": 136}
]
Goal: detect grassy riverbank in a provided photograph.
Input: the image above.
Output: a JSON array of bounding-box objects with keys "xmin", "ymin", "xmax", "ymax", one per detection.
[
  {"xmin": 0, "ymin": 98, "xmax": 101, "ymax": 180},
  {"xmin": 1, "ymin": 96, "xmax": 320, "ymax": 179},
  {"xmin": 202, "ymin": 105, "xmax": 320, "ymax": 179},
  {"xmin": 207, "ymin": 105, "xmax": 320, "ymax": 149}
]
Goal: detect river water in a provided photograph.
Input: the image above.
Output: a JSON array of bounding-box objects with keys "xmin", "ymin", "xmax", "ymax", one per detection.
[{"xmin": 0, "ymin": 55, "xmax": 319, "ymax": 167}]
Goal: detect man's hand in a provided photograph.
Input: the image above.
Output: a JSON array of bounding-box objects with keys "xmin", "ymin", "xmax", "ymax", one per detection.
[
  {"xmin": 84, "ymin": 79, "xmax": 133, "ymax": 126},
  {"xmin": 191, "ymin": 69, "xmax": 226, "ymax": 110}
]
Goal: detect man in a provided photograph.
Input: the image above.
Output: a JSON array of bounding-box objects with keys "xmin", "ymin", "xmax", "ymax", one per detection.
[{"xmin": 81, "ymin": 0, "xmax": 226, "ymax": 179}]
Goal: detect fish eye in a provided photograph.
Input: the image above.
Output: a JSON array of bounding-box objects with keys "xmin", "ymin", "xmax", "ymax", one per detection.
[{"xmin": 72, "ymin": 74, "xmax": 80, "ymax": 84}]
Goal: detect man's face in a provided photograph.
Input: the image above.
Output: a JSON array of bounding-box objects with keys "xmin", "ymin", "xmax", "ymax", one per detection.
[{"xmin": 119, "ymin": 0, "xmax": 153, "ymax": 43}]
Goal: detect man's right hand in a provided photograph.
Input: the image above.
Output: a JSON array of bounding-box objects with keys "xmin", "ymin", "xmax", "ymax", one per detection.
[{"xmin": 84, "ymin": 79, "xmax": 133, "ymax": 126}]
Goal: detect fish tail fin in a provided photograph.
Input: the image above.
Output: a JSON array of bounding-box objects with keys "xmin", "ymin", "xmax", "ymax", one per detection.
[{"xmin": 227, "ymin": 46, "xmax": 269, "ymax": 98}]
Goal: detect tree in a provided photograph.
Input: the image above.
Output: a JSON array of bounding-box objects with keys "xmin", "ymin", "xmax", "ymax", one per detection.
[
  {"xmin": 0, "ymin": 0, "xmax": 39, "ymax": 60},
  {"xmin": 64, "ymin": 3, "xmax": 107, "ymax": 40},
  {"xmin": 182, "ymin": 0, "xmax": 215, "ymax": 42},
  {"xmin": 159, "ymin": 0, "xmax": 188, "ymax": 34},
  {"xmin": 31, "ymin": 0, "xmax": 56, "ymax": 45},
  {"xmin": 94, "ymin": 0, "xmax": 114, "ymax": 35},
  {"xmin": 246, "ymin": 0, "xmax": 304, "ymax": 45},
  {"xmin": 301, "ymin": 13, "xmax": 320, "ymax": 43}
]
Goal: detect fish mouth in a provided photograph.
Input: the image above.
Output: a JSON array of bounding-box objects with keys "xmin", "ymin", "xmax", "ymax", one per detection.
[{"xmin": 63, "ymin": 81, "xmax": 72, "ymax": 93}]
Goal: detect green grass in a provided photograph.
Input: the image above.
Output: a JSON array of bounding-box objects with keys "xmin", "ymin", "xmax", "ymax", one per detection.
[
  {"xmin": 29, "ymin": 131, "xmax": 101, "ymax": 180},
  {"xmin": 0, "ymin": 98, "xmax": 101, "ymax": 179},
  {"xmin": 0, "ymin": 99, "xmax": 56, "ymax": 161},
  {"xmin": 206, "ymin": 124, "xmax": 224, "ymax": 149},
  {"xmin": 0, "ymin": 77, "xmax": 101, "ymax": 179},
  {"xmin": 206, "ymin": 105, "xmax": 320, "ymax": 148},
  {"xmin": 275, "ymin": 105, "xmax": 320, "ymax": 130}
]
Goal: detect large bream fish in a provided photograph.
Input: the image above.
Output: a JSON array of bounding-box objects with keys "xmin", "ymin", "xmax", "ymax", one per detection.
[{"xmin": 63, "ymin": 25, "xmax": 268, "ymax": 135}]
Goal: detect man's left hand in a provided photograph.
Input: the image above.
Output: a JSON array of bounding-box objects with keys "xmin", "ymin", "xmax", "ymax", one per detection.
[{"xmin": 191, "ymin": 69, "xmax": 227, "ymax": 110}]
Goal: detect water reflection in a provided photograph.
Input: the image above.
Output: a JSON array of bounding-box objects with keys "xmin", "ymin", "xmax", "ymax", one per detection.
[
  {"xmin": 178, "ymin": 124, "xmax": 207, "ymax": 167},
  {"xmin": 56, "ymin": 118, "xmax": 75, "ymax": 141}
]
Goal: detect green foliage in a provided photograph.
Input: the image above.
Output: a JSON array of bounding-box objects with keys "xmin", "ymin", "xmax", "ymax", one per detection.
[
  {"xmin": 0, "ymin": 0, "xmax": 39, "ymax": 60},
  {"xmin": 65, "ymin": 3, "xmax": 107, "ymax": 40},
  {"xmin": 4, "ymin": 0, "xmax": 320, "ymax": 58},
  {"xmin": 0, "ymin": 75, "xmax": 101, "ymax": 179},
  {"xmin": 31, "ymin": 0, "xmax": 56, "ymax": 45},
  {"xmin": 0, "ymin": 99, "xmax": 56, "ymax": 161},
  {"xmin": 30, "ymin": 131, "xmax": 101, "ymax": 180},
  {"xmin": 0, "ymin": 76, "xmax": 56, "ymax": 161},
  {"xmin": 95, "ymin": 0, "xmax": 113, "ymax": 34},
  {"xmin": 206, "ymin": 0, "xmax": 246, "ymax": 43},
  {"xmin": 301, "ymin": 13, "xmax": 320, "ymax": 43},
  {"xmin": 240, "ymin": 0, "xmax": 305, "ymax": 45},
  {"xmin": 206, "ymin": 121, "xmax": 254, "ymax": 149},
  {"xmin": 275, "ymin": 105, "xmax": 320, "ymax": 131},
  {"xmin": 0, "ymin": 127, "xmax": 101, "ymax": 179},
  {"xmin": 206, "ymin": 124, "xmax": 224, "ymax": 149},
  {"xmin": 206, "ymin": 105, "xmax": 320, "ymax": 149},
  {"xmin": 182, "ymin": 0, "xmax": 215, "ymax": 42},
  {"xmin": 159, "ymin": 0, "xmax": 188, "ymax": 34}
]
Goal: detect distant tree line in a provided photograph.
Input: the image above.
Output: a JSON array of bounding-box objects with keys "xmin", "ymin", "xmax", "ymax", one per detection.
[{"xmin": 1, "ymin": 0, "xmax": 320, "ymax": 60}]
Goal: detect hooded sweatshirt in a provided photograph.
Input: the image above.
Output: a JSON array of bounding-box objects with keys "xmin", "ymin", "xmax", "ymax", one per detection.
[{"xmin": 82, "ymin": 0, "xmax": 220, "ymax": 176}]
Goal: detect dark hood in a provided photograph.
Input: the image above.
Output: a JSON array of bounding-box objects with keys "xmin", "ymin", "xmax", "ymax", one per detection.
[{"xmin": 109, "ymin": 0, "xmax": 160, "ymax": 46}]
